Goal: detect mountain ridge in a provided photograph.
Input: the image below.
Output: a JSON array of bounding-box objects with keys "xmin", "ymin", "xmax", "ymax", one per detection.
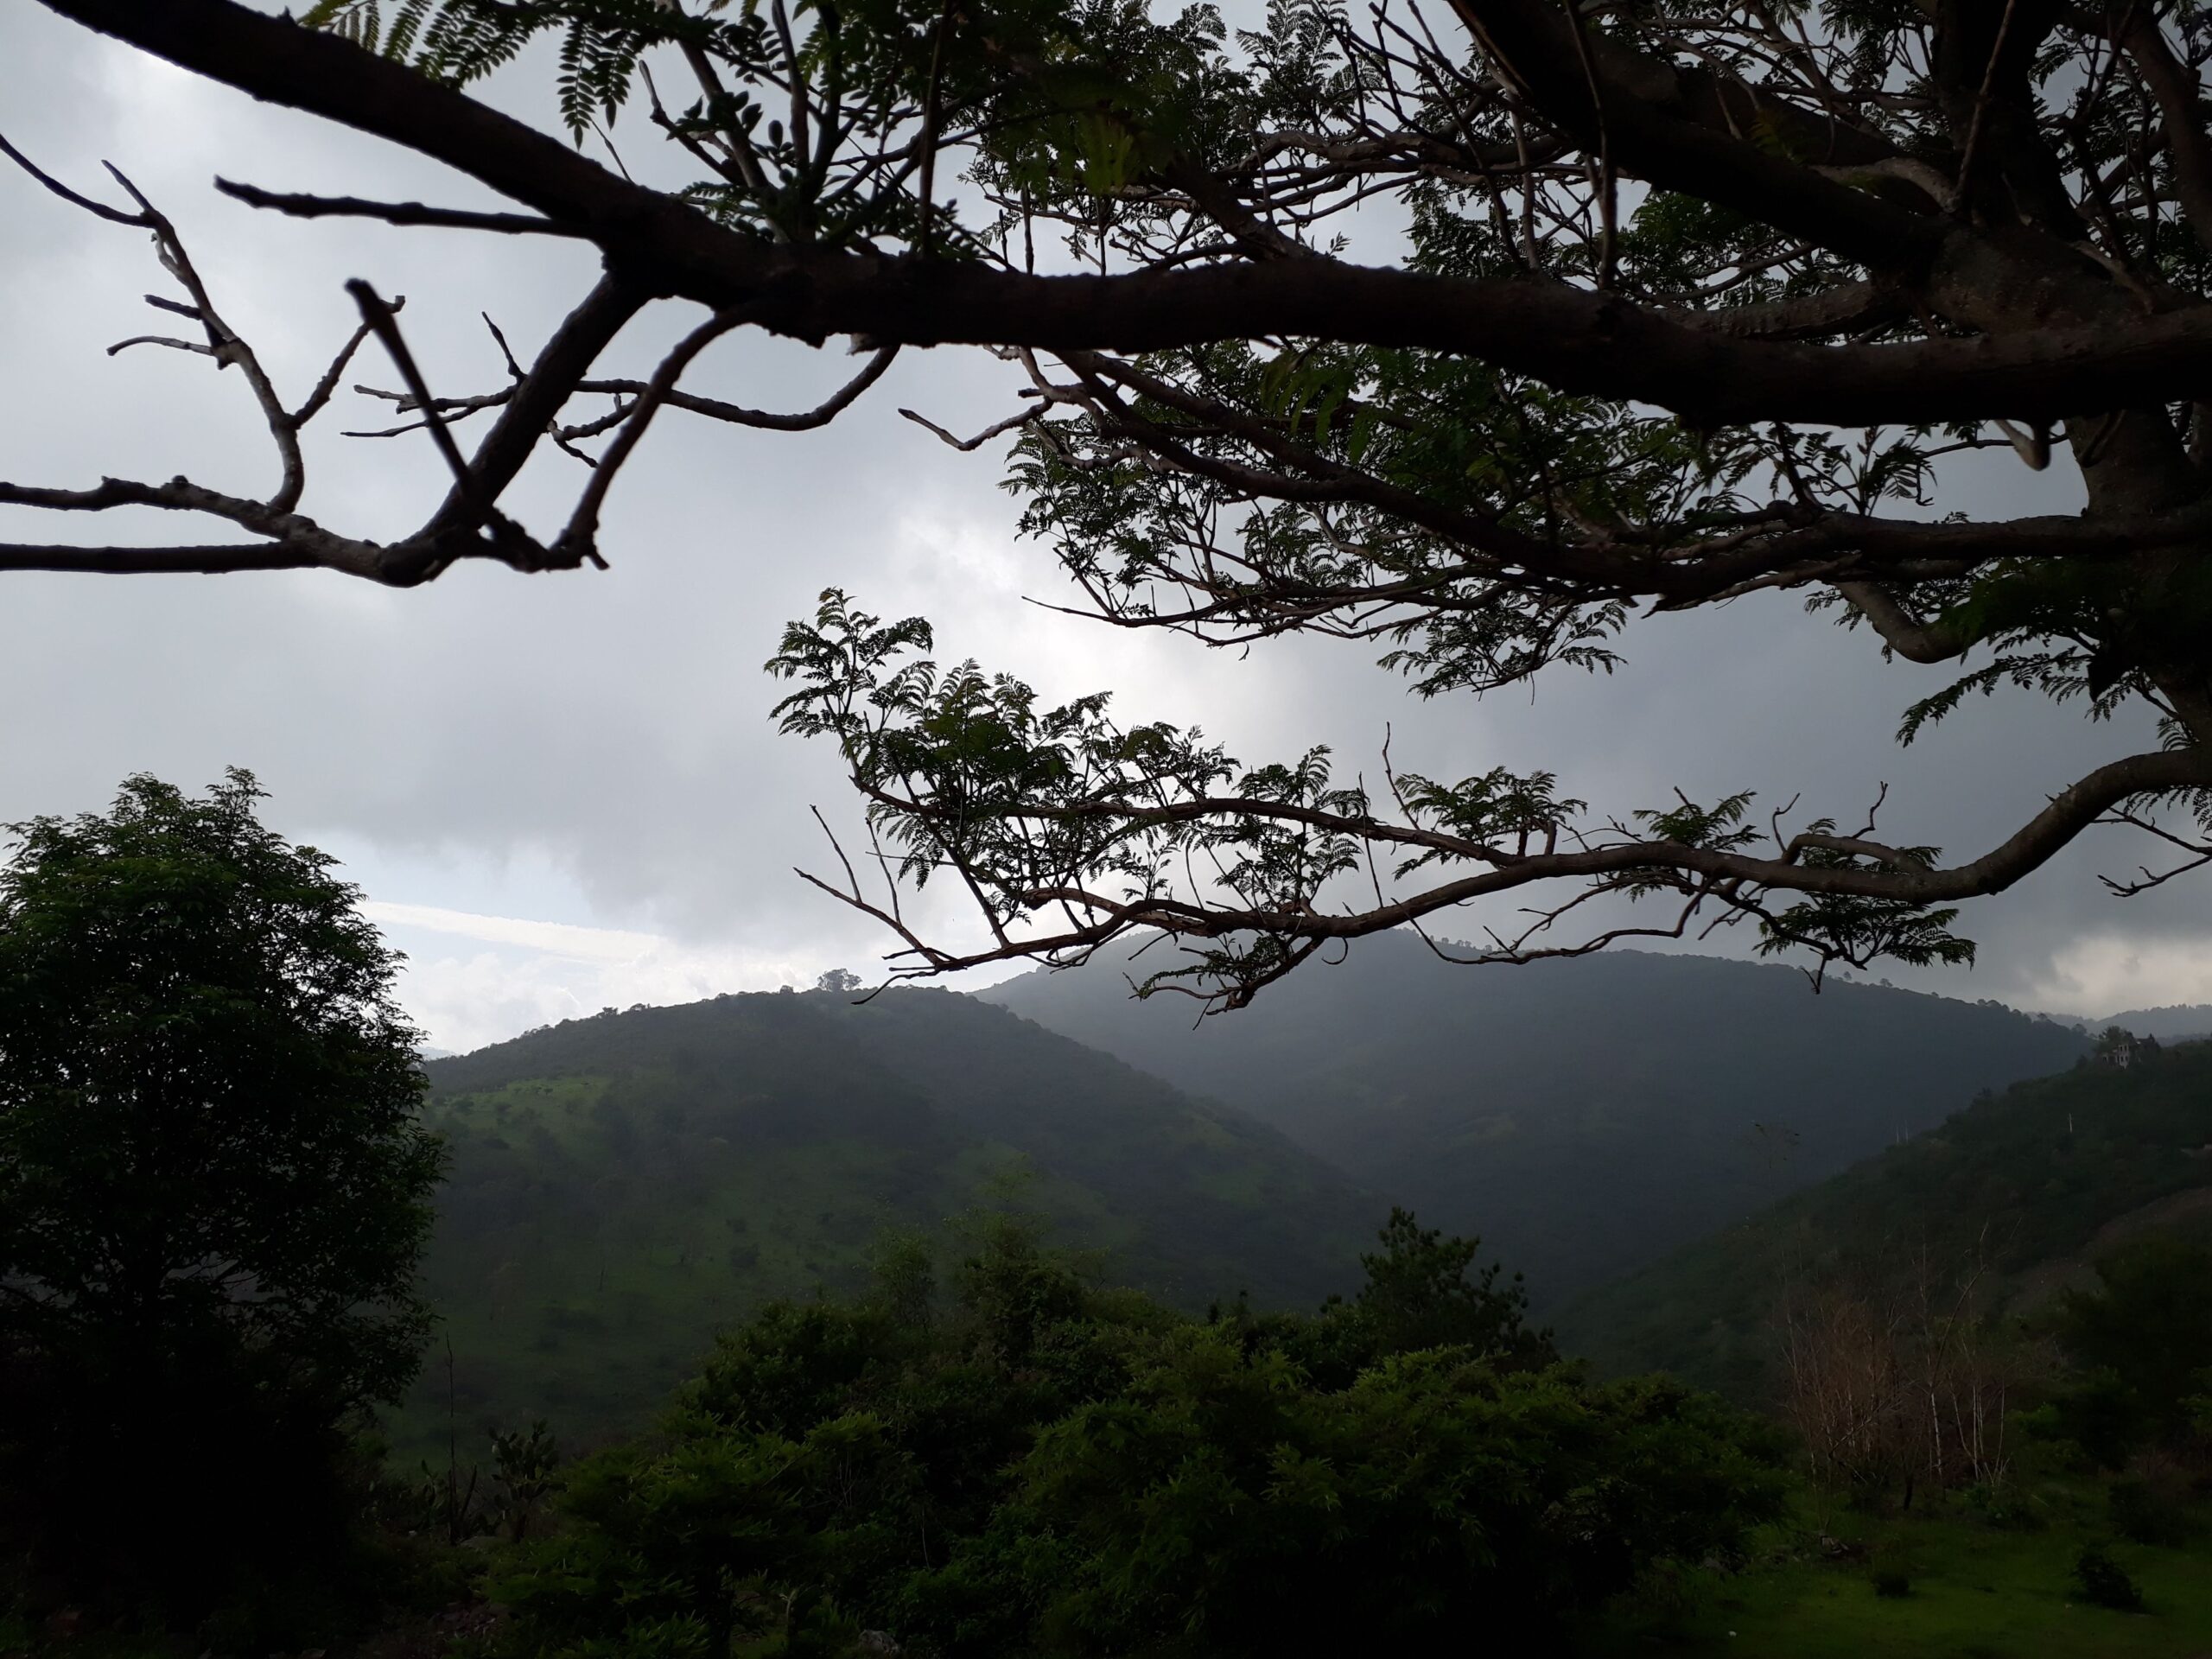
[
  {"xmin": 407, "ymin": 988, "xmax": 1376, "ymax": 1448},
  {"xmin": 1557, "ymin": 1037, "xmax": 2212, "ymax": 1397},
  {"xmin": 982, "ymin": 938, "xmax": 2090, "ymax": 1305}
]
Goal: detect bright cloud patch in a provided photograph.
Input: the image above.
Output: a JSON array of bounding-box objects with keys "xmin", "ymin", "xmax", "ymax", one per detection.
[
  {"xmin": 2019, "ymin": 931, "xmax": 2212, "ymax": 1018},
  {"xmin": 365, "ymin": 903, "xmax": 826, "ymax": 1054}
]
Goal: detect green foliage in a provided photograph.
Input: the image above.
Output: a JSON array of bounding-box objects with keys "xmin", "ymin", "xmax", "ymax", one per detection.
[
  {"xmin": 488, "ymin": 1211, "xmax": 1784, "ymax": 1657},
  {"xmin": 405, "ymin": 986, "xmax": 1372, "ymax": 1451},
  {"xmin": 1562, "ymin": 1035, "xmax": 2210, "ymax": 1397},
  {"xmin": 2047, "ymin": 1234, "xmax": 2212, "ymax": 1461},
  {"xmin": 1338, "ymin": 1203, "xmax": 1552, "ymax": 1362},
  {"xmin": 2107, "ymin": 1473, "xmax": 2191, "ymax": 1548},
  {"xmin": 304, "ymin": 0, "xmax": 702, "ymax": 139},
  {"xmin": 1006, "ymin": 1352, "xmax": 1783, "ymax": 1655},
  {"xmin": 2072, "ymin": 1545, "xmax": 2144, "ymax": 1611},
  {"xmin": 0, "ymin": 771, "xmax": 442, "ymax": 1626},
  {"xmin": 773, "ymin": 584, "xmax": 2000, "ymax": 1004}
]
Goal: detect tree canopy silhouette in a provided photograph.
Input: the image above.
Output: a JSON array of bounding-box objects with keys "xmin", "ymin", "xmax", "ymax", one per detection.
[
  {"xmin": 0, "ymin": 770, "xmax": 442, "ymax": 1616},
  {"xmin": 9, "ymin": 0, "xmax": 2212, "ymax": 1003}
]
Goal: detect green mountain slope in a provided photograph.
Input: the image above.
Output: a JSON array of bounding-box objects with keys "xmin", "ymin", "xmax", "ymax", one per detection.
[
  {"xmin": 983, "ymin": 938, "xmax": 2089, "ymax": 1306},
  {"xmin": 1557, "ymin": 1039, "xmax": 2212, "ymax": 1397},
  {"xmin": 405, "ymin": 988, "xmax": 1374, "ymax": 1451}
]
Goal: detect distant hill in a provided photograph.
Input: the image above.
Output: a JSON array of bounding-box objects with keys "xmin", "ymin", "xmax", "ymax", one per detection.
[
  {"xmin": 405, "ymin": 988, "xmax": 1374, "ymax": 1451},
  {"xmin": 982, "ymin": 938, "xmax": 2088, "ymax": 1306},
  {"xmin": 1558, "ymin": 1039, "xmax": 2212, "ymax": 1398},
  {"xmin": 2090, "ymin": 1003, "xmax": 2212, "ymax": 1043}
]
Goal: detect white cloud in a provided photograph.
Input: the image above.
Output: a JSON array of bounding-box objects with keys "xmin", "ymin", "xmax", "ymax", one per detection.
[
  {"xmin": 362, "ymin": 900, "xmax": 664, "ymax": 963},
  {"xmin": 366, "ymin": 905, "xmax": 835, "ymax": 1051},
  {"xmin": 2016, "ymin": 931, "xmax": 2212, "ymax": 1017}
]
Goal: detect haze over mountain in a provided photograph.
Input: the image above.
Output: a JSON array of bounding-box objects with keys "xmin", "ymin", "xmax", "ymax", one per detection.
[
  {"xmin": 983, "ymin": 938, "xmax": 2090, "ymax": 1303},
  {"xmin": 409, "ymin": 988, "xmax": 1374, "ymax": 1447},
  {"xmin": 1561, "ymin": 1037, "xmax": 2212, "ymax": 1398},
  {"xmin": 2071, "ymin": 1003, "xmax": 2212, "ymax": 1043}
]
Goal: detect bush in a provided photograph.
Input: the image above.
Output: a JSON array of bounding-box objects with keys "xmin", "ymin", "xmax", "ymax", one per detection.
[
  {"xmin": 2108, "ymin": 1472, "xmax": 2190, "ymax": 1547},
  {"xmin": 2051, "ymin": 1239, "xmax": 2212, "ymax": 1458},
  {"xmin": 2073, "ymin": 1546, "xmax": 2143, "ymax": 1611},
  {"xmin": 1867, "ymin": 1537, "xmax": 1916, "ymax": 1600},
  {"xmin": 1959, "ymin": 1480, "xmax": 2044, "ymax": 1532}
]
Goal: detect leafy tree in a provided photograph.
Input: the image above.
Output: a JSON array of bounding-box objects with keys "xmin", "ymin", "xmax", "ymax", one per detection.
[
  {"xmin": 0, "ymin": 770, "xmax": 443, "ymax": 1621},
  {"xmin": 1213, "ymin": 1203, "xmax": 1554, "ymax": 1389},
  {"xmin": 2048, "ymin": 1235, "xmax": 2212, "ymax": 1460},
  {"xmin": 13, "ymin": 0, "xmax": 2212, "ymax": 1007},
  {"xmin": 999, "ymin": 1344, "xmax": 1783, "ymax": 1654},
  {"xmin": 1347, "ymin": 1203, "xmax": 1550, "ymax": 1363},
  {"xmin": 491, "ymin": 1211, "xmax": 1783, "ymax": 1655}
]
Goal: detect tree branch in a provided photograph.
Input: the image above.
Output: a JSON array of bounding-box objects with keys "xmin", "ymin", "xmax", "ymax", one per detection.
[
  {"xmin": 36, "ymin": 0, "xmax": 2212, "ymax": 427},
  {"xmin": 215, "ymin": 178, "xmax": 586, "ymax": 238}
]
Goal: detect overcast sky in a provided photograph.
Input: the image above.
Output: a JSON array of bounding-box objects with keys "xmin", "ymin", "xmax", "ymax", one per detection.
[{"xmin": 4, "ymin": 5, "xmax": 2210, "ymax": 1052}]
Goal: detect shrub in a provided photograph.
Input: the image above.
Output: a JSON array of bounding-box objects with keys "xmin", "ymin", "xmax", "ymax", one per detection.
[
  {"xmin": 1867, "ymin": 1537, "xmax": 1917, "ymax": 1600},
  {"xmin": 2073, "ymin": 1547, "xmax": 2143, "ymax": 1611},
  {"xmin": 1960, "ymin": 1480, "xmax": 2044, "ymax": 1532},
  {"xmin": 2108, "ymin": 1472, "xmax": 2190, "ymax": 1547}
]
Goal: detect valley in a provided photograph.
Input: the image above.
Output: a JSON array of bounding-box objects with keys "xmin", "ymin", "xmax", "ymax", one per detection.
[
  {"xmin": 408, "ymin": 946, "xmax": 2206, "ymax": 1449},
  {"xmin": 987, "ymin": 939, "xmax": 2093, "ymax": 1302}
]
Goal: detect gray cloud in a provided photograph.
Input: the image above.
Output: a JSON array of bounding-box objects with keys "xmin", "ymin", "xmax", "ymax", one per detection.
[{"xmin": 3, "ymin": 7, "xmax": 2206, "ymax": 1046}]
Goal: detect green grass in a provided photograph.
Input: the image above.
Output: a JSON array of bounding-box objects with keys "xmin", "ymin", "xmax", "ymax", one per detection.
[{"xmin": 1580, "ymin": 1479, "xmax": 2212, "ymax": 1658}]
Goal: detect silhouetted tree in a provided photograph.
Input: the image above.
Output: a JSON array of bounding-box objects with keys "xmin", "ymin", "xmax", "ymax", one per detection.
[{"xmin": 0, "ymin": 770, "xmax": 443, "ymax": 1623}]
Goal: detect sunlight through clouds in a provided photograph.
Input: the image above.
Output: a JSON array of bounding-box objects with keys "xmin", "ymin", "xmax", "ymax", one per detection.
[
  {"xmin": 365, "ymin": 902, "xmax": 825, "ymax": 1052},
  {"xmin": 2019, "ymin": 931, "xmax": 2212, "ymax": 1020}
]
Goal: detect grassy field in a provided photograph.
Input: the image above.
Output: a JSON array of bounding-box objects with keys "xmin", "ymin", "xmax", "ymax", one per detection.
[{"xmin": 1582, "ymin": 1477, "xmax": 2212, "ymax": 1657}]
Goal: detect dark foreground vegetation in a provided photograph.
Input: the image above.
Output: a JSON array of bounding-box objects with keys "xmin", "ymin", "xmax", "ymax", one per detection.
[
  {"xmin": 472, "ymin": 1209, "xmax": 1783, "ymax": 1657},
  {"xmin": 7, "ymin": 778, "xmax": 2212, "ymax": 1659},
  {"xmin": 0, "ymin": 772, "xmax": 442, "ymax": 1643}
]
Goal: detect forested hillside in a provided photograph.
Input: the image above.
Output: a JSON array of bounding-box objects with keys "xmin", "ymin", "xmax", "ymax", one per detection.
[
  {"xmin": 408, "ymin": 988, "xmax": 1374, "ymax": 1449},
  {"xmin": 1560, "ymin": 1039, "xmax": 2212, "ymax": 1397},
  {"xmin": 986, "ymin": 940, "xmax": 2088, "ymax": 1301}
]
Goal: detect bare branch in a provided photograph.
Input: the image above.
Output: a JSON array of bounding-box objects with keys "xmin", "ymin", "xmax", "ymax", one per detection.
[
  {"xmin": 217, "ymin": 177, "xmax": 588, "ymax": 238},
  {"xmin": 0, "ymin": 130, "xmax": 147, "ymax": 225},
  {"xmin": 899, "ymin": 405, "xmax": 1035, "ymax": 452},
  {"xmin": 551, "ymin": 306, "xmax": 753, "ymax": 568}
]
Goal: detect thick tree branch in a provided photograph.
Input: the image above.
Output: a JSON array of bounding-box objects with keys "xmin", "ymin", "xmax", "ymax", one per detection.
[
  {"xmin": 1834, "ymin": 582, "xmax": 1974, "ymax": 663},
  {"xmin": 0, "ymin": 543, "xmax": 333, "ymax": 575},
  {"xmin": 33, "ymin": 0, "xmax": 2212, "ymax": 428},
  {"xmin": 1446, "ymin": 0, "xmax": 1942, "ymax": 270}
]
